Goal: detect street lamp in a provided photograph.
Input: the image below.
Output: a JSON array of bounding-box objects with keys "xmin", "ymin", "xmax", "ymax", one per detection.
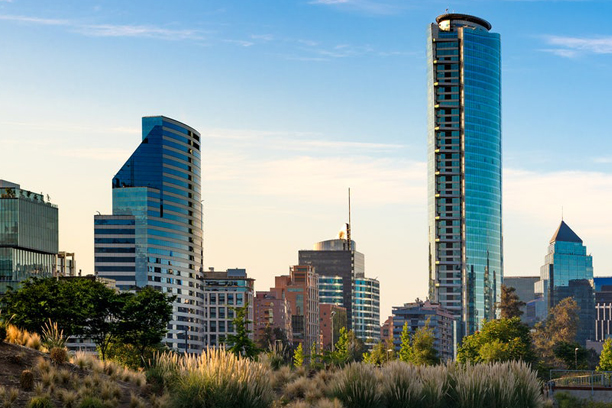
[
  {"xmin": 330, "ymin": 310, "xmax": 336, "ymax": 352},
  {"xmin": 575, "ymin": 347, "xmax": 579, "ymax": 370}
]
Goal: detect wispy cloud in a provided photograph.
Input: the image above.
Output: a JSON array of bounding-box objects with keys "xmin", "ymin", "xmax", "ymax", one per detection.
[
  {"xmin": 202, "ymin": 127, "xmax": 406, "ymax": 153},
  {"xmin": 541, "ymin": 35, "xmax": 612, "ymax": 57},
  {"xmin": 308, "ymin": 0, "xmax": 404, "ymax": 15},
  {"xmin": 0, "ymin": 14, "xmax": 205, "ymax": 41}
]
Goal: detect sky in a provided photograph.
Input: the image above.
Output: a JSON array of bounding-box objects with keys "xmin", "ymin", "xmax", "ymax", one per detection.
[{"xmin": 2, "ymin": 0, "xmax": 612, "ymax": 321}]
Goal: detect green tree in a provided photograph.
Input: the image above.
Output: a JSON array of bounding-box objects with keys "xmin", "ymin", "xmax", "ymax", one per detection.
[
  {"xmin": 398, "ymin": 322, "xmax": 412, "ymax": 363},
  {"xmin": 115, "ymin": 287, "xmax": 174, "ymax": 362},
  {"xmin": 323, "ymin": 326, "xmax": 361, "ymax": 366},
  {"xmin": 226, "ymin": 302, "xmax": 259, "ymax": 359},
  {"xmin": 293, "ymin": 343, "xmax": 304, "ymax": 368},
  {"xmin": 362, "ymin": 338, "xmax": 396, "ymax": 365},
  {"xmin": 1, "ymin": 277, "xmax": 117, "ymax": 338},
  {"xmin": 597, "ymin": 338, "xmax": 612, "ymax": 371},
  {"xmin": 553, "ymin": 341, "xmax": 588, "ymax": 370},
  {"xmin": 457, "ymin": 317, "xmax": 536, "ymax": 365},
  {"xmin": 498, "ymin": 284, "xmax": 526, "ymax": 319},
  {"xmin": 410, "ymin": 322, "xmax": 440, "ymax": 365},
  {"xmin": 533, "ymin": 297, "xmax": 579, "ymax": 368}
]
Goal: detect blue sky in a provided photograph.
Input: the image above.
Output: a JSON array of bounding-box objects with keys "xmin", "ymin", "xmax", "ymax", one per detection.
[{"xmin": 2, "ymin": 0, "xmax": 612, "ymax": 320}]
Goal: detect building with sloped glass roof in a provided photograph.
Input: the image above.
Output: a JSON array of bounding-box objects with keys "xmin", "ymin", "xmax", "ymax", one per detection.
[
  {"xmin": 535, "ymin": 220, "xmax": 595, "ymax": 345},
  {"xmin": 94, "ymin": 116, "xmax": 204, "ymax": 353}
]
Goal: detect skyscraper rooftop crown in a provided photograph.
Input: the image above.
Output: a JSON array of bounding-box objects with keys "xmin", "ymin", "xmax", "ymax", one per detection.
[
  {"xmin": 550, "ymin": 220, "xmax": 583, "ymax": 244},
  {"xmin": 436, "ymin": 13, "xmax": 492, "ymax": 31}
]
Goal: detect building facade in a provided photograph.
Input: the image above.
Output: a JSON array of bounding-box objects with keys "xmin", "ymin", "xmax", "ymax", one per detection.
[
  {"xmin": 203, "ymin": 268, "xmax": 254, "ymax": 348},
  {"xmin": 427, "ymin": 13, "xmax": 502, "ymax": 337},
  {"xmin": 253, "ymin": 290, "xmax": 292, "ymax": 347},
  {"xmin": 320, "ymin": 304, "xmax": 347, "ymax": 351},
  {"xmin": 392, "ymin": 299, "xmax": 454, "ymax": 361},
  {"xmin": 352, "ymin": 276, "xmax": 381, "ymax": 346},
  {"xmin": 535, "ymin": 221, "xmax": 595, "ymax": 345},
  {"xmin": 271, "ymin": 265, "xmax": 319, "ymax": 355},
  {"xmin": 94, "ymin": 116, "xmax": 204, "ymax": 352},
  {"xmin": 0, "ymin": 180, "xmax": 58, "ymax": 293},
  {"xmin": 503, "ymin": 276, "xmax": 538, "ymax": 325}
]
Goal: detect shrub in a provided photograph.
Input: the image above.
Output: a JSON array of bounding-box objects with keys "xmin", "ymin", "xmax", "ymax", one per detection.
[
  {"xmin": 20, "ymin": 369, "xmax": 35, "ymax": 391},
  {"xmin": 50, "ymin": 347, "xmax": 68, "ymax": 365},
  {"xmin": 333, "ymin": 363, "xmax": 382, "ymax": 408},
  {"xmin": 0, "ymin": 324, "xmax": 6, "ymax": 344},
  {"xmin": 26, "ymin": 395, "xmax": 55, "ymax": 408},
  {"xmin": 380, "ymin": 361, "xmax": 423, "ymax": 408},
  {"xmin": 26, "ymin": 332, "xmax": 43, "ymax": 350},
  {"xmin": 42, "ymin": 320, "xmax": 66, "ymax": 350},
  {"xmin": 77, "ymin": 397, "xmax": 104, "ymax": 408},
  {"xmin": 155, "ymin": 348, "xmax": 273, "ymax": 408}
]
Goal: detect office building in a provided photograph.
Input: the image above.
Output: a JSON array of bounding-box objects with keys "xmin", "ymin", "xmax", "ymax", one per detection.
[
  {"xmin": 271, "ymin": 265, "xmax": 319, "ymax": 355},
  {"xmin": 94, "ymin": 116, "xmax": 204, "ymax": 352},
  {"xmin": 380, "ymin": 316, "xmax": 393, "ymax": 344},
  {"xmin": 352, "ymin": 276, "xmax": 381, "ymax": 346},
  {"xmin": 0, "ymin": 180, "xmax": 58, "ymax": 293},
  {"xmin": 392, "ymin": 299, "xmax": 454, "ymax": 361},
  {"xmin": 535, "ymin": 221, "xmax": 595, "ymax": 345},
  {"xmin": 253, "ymin": 290, "xmax": 292, "ymax": 347},
  {"xmin": 594, "ymin": 277, "xmax": 612, "ymax": 304},
  {"xmin": 503, "ymin": 276, "xmax": 538, "ymax": 325},
  {"xmin": 320, "ymin": 304, "xmax": 346, "ymax": 350},
  {"xmin": 591, "ymin": 277, "xmax": 612, "ymax": 342},
  {"xmin": 427, "ymin": 13, "xmax": 502, "ymax": 337},
  {"xmin": 203, "ymin": 268, "xmax": 254, "ymax": 347}
]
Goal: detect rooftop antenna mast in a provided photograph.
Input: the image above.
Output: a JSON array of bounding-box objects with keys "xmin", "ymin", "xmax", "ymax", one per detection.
[{"xmin": 346, "ymin": 188, "xmax": 351, "ymax": 251}]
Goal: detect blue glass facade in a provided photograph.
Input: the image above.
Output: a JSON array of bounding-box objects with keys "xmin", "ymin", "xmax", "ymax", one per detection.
[
  {"xmin": 0, "ymin": 181, "xmax": 58, "ymax": 293},
  {"xmin": 535, "ymin": 221, "xmax": 594, "ymax": 345},
  {"xmin": 352, "ymin": 277, "xmax": 380, "ymax": 346},
  {"xmin": 94, "ymin": 116, "xmax": 204, "ymax": 352},
  {"xmin": 427, "ymin": 14, "xmax": 502, "ymax": 336}
]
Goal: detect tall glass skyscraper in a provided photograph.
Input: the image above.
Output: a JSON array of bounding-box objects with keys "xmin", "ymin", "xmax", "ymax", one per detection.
[
  {"xmin": 427, "ymin": 14, "xmax": 502, "ymax": 336},
  {"xmin": 94, "ymin": 116, "xmax": 204, "ymax": 352},
  {"xmin": 0, "ymin": 180, "xmax": 58, "ymax": 293}
]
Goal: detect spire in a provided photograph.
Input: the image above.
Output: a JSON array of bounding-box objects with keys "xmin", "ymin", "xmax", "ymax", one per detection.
[{"xmin": 550, "ymin": 220, "xmax": 583, "ymax": 244}]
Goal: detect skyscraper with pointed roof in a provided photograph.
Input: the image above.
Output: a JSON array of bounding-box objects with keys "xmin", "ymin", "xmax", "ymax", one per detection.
[{"xmin": 535, "ymin": 220, "xmax": 595, "ymax": 345}]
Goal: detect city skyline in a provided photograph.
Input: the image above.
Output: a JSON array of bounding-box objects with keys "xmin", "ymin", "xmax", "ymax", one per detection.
[{"xmin": 2, "ymin": 1, "xmax": 612, "ymax": 321}]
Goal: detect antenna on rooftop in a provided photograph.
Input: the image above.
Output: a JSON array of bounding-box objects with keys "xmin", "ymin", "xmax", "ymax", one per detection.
[{"xmin": 346, "ymin": 188, "xmax": 351, "ymax": 251}]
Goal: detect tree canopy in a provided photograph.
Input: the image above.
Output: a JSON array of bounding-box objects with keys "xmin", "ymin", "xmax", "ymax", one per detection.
[
  {"xmin": 1, "ymin": 277, "xmax": 175, "ymax": 361},
  {"xmin": 457, "ymin": 317, "xmax": 536, "ymax": 365},
  {"xmin": 498, "ymin": 284, "xmax": 526, "ymax": 319},
  {"xmin": 532, "ymin": 297, "xmax": 579, "ymax": 368},
  {"xmin": 598, "ymin": 338, "xmax": 612, "ymax": 371}
]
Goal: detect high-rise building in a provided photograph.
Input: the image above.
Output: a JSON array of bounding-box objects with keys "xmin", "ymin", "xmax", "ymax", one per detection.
[
  {"xmin": 427, "ymin": 13, "xmax": 503, "ymax": 336},
  {"xmin": 535, "ymin": 221, "xmax": 595, "ymax": 345},
  {"xmin": 0, "ymin": 180, "xmax": 58, "ymax": 293},
  {"xmin": 392, "ymin": 299, "xmax": 454, "ymax": 361},
  {"xmin": 352, "ymin": 276, "xmax": 381, "ymax": 346},
  {"xmin": 271, "ymin": 265, "xmax": 319, "ymax": 355},
  {"xmin": 94, "ymin": 116, "xmax": 204, "ymax": 352},
  {"xmin": 253, "ymin": 290, "xmax": 293, "ymax": 347},
  {"xmin": 203, "ymin": 268, "xmax": 254, "ymax": 348}
]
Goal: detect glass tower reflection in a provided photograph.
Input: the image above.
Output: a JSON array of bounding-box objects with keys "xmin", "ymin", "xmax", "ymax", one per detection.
[
  {"xmin": 94, "ymin": 116, "xmax": 204, "ymax": 352},
  {"xmin": 427, "ymin": 14, "xmax": 502, "ymax": 337}
]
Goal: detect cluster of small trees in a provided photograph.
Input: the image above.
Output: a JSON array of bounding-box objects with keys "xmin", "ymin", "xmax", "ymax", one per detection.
[
  {"xmin": 0, "ymin": 277, "xmax": 174, "ymax": 366},
  {"xmin": 456, "ymin": 284, "xmax": 611, "ymax": 376}
]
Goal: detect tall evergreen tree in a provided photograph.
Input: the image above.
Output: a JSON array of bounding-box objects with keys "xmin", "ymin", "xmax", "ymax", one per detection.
[
  {"xmin": 226, "ymin": 302, "xmax": 259, "ymax": 359},
  {"xmin": 498, "ymin": 284, "xmax": 526, "ymax": 319}
]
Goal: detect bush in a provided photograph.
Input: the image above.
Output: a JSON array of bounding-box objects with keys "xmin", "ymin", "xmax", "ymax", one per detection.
[
  {"xmin": 50, "ymin": 347, "xmax": 68, "ymax": 365},
  {"xmin": 77, "ymin": 397, "xmax": 105, "ymax": 408},
  {"xmin": 20, "ymin": 369, "xmax": 35, "ymax": 391},
  {"xmin": 333, "ymin": 363, "xmax": 382, "ymax": 408},
  {"xmin": 26, "ymin": 396, "xmax": 55, "ymax": 408},
  {"xmin": 154, "ymin": 348, "xmax": 273, "ymax": 408},
  {"xmin": 0, "ymin": 324, "xmax": 6, "ymax": 344}
]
